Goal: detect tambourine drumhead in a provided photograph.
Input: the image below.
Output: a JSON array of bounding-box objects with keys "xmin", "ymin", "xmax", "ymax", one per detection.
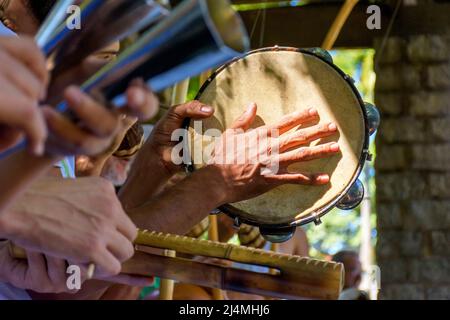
[{"xmin": 188, "ymin": 48, "xmax": 367, "ymax": 226}]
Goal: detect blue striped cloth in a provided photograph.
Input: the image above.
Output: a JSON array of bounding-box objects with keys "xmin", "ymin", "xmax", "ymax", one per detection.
[{"xmin": 0, "ymin": 21, "xmax": 16, "ymax": 36}]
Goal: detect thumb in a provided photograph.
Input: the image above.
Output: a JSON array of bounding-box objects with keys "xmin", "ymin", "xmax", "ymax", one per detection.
[
  {"xmin": 230, "ymin": 103, "xmax": 257, "ymax": 131},
  {"xmin": 170, "ymin": 100, "xmax": 214, "ymax": 121},
  {"xmin": 159, "ymin": 101, "xmax": 214, "ymax": 133}
]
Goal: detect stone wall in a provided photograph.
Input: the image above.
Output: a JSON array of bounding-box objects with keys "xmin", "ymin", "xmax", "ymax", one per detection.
[{"xmin": 374, "ymin": 34, "xmax": 450, "ymax": 299}]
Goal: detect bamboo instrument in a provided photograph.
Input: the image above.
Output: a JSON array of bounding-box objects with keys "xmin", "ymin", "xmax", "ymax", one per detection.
[
  {"xmin": 269, "ymin": 243, "xmax": 280, "ymax": 276},
  {"xmin": 322, "ymin": 0, "xmax": 359, "ymax": 50},
  {"xmin": 10, "ymin": 230, "xmax": 344, "ymax": 300}
]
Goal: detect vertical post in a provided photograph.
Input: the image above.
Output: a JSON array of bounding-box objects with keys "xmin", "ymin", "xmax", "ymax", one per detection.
[
  {"xmin": 158, "ymin": 249, "xmax": 177, "ymax": 300},
  {"xmin": 322, "ymin": 0, "xmax": 359, "ymax": 50},
  {"xmin": 359, "ymin": 166, "xmax": 376, "ymax": 299},
  {"xmin": 208, "ymin": 215, "xmax": 225, "ymax": 300}
]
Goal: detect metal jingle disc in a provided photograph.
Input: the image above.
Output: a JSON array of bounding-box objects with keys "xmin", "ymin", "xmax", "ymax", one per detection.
[
  {"xmin": 305, "ymin": 47, "xmax": 334, "ymax": 64},
  {"xmin": 336, "ymin": 179, "xmax": 365, "ymax": 210},
  {"xmin": 259, "ymin": 226, "xmax": 296, "ymax": 243},
  {"xmin": 365, "ymin": 102, "xmax": 381, "ymax": 136}
]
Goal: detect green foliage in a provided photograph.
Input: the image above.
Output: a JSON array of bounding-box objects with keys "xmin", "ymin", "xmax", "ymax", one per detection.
[
  {"xmin": 332, "ymin": 49, "xmax": 376, "ymax": 103},
  {"xmin": 187, "ymin": 76, "xmax": 201, "ymax": 101}
]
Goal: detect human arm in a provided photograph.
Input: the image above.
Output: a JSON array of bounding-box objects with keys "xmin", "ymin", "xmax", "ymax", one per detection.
[{"xmin": 119, "ymin": 101, "xmax": 214, "ymax": 211}]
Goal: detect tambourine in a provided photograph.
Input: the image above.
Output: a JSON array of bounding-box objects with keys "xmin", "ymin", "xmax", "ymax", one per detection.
[{"xmin": 185, "ymin": 47, "xmax": 380, "ymax": 242}]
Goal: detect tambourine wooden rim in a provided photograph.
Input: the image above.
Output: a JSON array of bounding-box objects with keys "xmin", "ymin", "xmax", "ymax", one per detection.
[{"xmin": 183, "ymin": 46, "xmax": 370, "ymax": 230}]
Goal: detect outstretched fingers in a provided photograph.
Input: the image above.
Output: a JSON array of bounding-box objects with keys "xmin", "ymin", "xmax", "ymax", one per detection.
[
  {"xmin": 267, "ymin": 108, "xmax": 319, "ymax": 136},
  {"xmin": 230, "ymin": 103, "xmax": 258, "ymax": 131},
  {"xmin": 278, "ymin": 122, "xmax": 338, "ymax": 152},
  {"xmin": 265, "ymin": 173, "xmax": 330, "ymax": 185},
  {"xmin": 279, "ymin": 142, "xmax": 340, "ymax": 166}
]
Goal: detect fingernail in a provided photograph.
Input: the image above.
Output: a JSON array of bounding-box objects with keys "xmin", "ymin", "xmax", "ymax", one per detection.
[
  {"xmin": 87, "ymin": 263, "xmax": 96, "ymax": 279},
  {"xmin": 318, "ymin": 174, "xmax": 330, "ymax": 183},
  {"xmin": 131, "ymin": 89, "xmax": 146, "ymax": 106},
  {"xmin": 247, "ymin": 103, "xmax": 256, "ymax": 113},
  {"xmin": 34, "ymin": 143, "xmax": 45, "ymax": 156},
  {"xmin": 201, "ymin": 105, "xmax": 213, "ymax": 113},
  {"xmin": 330, "ymin": 143, "xmax": 340, "ymax": 152},
  {"xmin": 308, "ymin": 108, "xmax": 318, "ymax": 116},
  {"xmin": 328, "ymin": 123, "xmax": 337, "ymax": 131},
  {"xmin": 65, "ymin": 86, "xmax": 83, "ymax": 105}
]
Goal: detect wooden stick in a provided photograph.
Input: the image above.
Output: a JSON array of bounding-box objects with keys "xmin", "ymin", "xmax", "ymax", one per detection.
[
  {"xmin": 322, "ymin": 0, "xmax": 359, "ymax": 50},
  {"xmin": 270, "ymin": 243, "xmax": 279, "ymax": 252},
  {"xmin": 208, "ymin": 215, "xmax": 224, "ymax": 300}
]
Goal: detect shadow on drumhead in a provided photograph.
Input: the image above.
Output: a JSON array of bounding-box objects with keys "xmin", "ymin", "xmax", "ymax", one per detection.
[{"xmin": 190, "ymin": 48, "xmax": 365, "ymax": 226}]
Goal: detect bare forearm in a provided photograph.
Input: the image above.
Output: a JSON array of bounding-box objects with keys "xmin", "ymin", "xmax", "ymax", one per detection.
[
  {"xmin": 119, "ymin": 152, "xmax": 173, "ymax": 212},
  {"xmin": 127, "ymin": 166, "xmax": 226, "ymax": 235}
]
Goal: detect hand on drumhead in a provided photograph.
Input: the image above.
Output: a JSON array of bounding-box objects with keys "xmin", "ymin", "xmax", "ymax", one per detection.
[{"xmin": 207, "ymin": 103, "xmax": 340, "ymax": 203}]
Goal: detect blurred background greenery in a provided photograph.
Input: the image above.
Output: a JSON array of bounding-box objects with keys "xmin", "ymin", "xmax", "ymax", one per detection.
[{"xmin": 306, "ymin": 49, "xmax": 377, "ymax": 259}]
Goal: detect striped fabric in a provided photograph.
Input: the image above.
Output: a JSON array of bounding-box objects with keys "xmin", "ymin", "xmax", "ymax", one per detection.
[{"xmin": 0, "ymin": 21, "xmax": 15, "ymax": 36}]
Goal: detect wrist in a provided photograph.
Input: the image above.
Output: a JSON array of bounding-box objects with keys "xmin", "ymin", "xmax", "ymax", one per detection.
[
  {"xmin": 189, "ymin": 165, "xmax": 229, "ymax": 207},
  {"xmin": 0, "ymin": 210, "xmax": 24, "ymax": 243},
  {"xmin": 119, "ymin": 147, "xmax": 172, "ymax": 210}
]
